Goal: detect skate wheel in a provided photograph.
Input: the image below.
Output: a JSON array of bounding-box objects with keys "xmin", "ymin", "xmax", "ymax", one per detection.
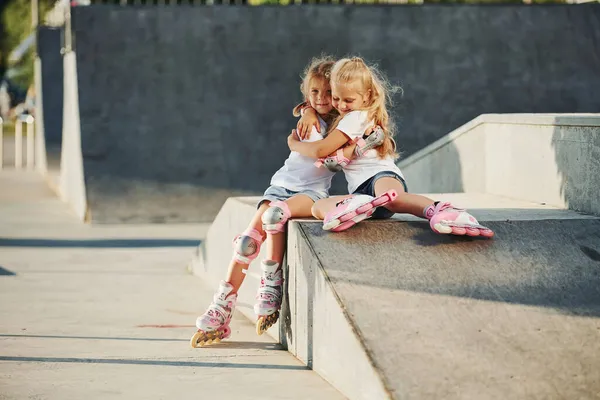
[
  {"xmin": 451, "ymin": 226, "xmax": 467, "ymax": 235},
  {"xmin": 190, "ymin": 331, "xmax": 204, "ymax": 348},
  {"xmin": 256, "ymin": 311, "xmax": 280, "ymax": 335},
  {"xmin": 338, "ymin": 210, "xmax": 358, "ymax": 223},
  {"xmin": 356, "ymin": 202, "xmax": 374, "ymax": 214},
  {"xmin": 256, "ymin": 317, "xmax": 266, "ymax": 336},
  {"xmin": 465, "ymin": 227, "xmax": 480, "ymax": 237},
  {"xmin": 331, "ymin": 219, "xmax": 357, "ymax": 232},
  {"xmin": 480, "ymin": 229, "xmax": 495, "ymax": 238}
]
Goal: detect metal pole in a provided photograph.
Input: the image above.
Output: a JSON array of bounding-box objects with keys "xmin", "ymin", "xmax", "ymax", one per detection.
[
  {"xmin": 15, "ymin": 121, "xmax": 23, "ymax": 169},
  {"xmin": 32, "ymin": 0, "xmax": 39, "ymax": 29},
  {"xmin": 26, "ymin": 117, "xmax": 35, "ymax": 170}
]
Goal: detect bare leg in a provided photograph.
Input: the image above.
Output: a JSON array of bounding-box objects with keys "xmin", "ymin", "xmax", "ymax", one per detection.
[
  {"xmin": 255, "ymin": 194, "xmax": 316, "ymax": 335},
  {"xmin": 265, "ymin": 194, "xmax": 316, "ymax": 266},
  {"xmin": 225, "ymin": 202, "xmax": 270, "ymax": 294},
  {"xmin": 374, "ymin": 177, "xmax": 433, "ymax": 218}
]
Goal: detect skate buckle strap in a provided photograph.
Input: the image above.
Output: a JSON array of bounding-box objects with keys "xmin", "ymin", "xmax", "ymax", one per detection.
[
  {"xmin": 257, "ymin": 285, "xmax": 282, "ymax": 302},
  {"xmin": 207, "ymin": 303, "xmax": 227, "ymax": 323}
]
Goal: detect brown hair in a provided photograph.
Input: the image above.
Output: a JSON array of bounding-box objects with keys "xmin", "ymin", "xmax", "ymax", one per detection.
[{"xmin": 292, "ymin": 55, "xmax": 337, "ymax": 123}]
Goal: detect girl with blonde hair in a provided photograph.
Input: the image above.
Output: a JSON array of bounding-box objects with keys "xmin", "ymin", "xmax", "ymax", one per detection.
[{"xmin": 289, "ymin": 56, "xmax": 494, "ymax": 236}]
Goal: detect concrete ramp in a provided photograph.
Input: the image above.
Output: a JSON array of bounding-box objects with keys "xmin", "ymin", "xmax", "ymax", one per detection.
[
  {"xmin": 286, "ymin": 204, "xmax": 600, "ymax": 399},
  {"xmin": 191, "ymin": 193, "xmax": 600, "ymax": 399}
]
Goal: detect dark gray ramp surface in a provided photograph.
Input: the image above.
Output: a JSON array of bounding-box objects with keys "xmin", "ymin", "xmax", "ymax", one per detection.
[{"xmin": 300, "ymin": 219, "xmax": 600, "ymax": 400}]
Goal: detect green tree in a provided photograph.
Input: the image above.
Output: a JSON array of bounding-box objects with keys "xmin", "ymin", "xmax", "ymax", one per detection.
[{"xmin": 0, "ymin": 0, "xmax": 53, "ymax": 88}]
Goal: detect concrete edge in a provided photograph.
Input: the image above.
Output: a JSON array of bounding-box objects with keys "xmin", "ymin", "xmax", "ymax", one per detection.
[
  {"xmin": 284, "ymin": 222, "xmax": 391, "ymax": 400},
  {"xmin": 59, "ymin": 51, "xmax": 88, "ymax": 222},
  {"xmin": 398, "ymin": 113, "xmax": 600, "ymax": 169}
]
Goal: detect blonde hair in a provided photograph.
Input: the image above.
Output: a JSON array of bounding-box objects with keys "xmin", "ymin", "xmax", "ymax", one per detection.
[
  {"xmin": 292, "ymin": 55, "xmax": 337, "ymax": 122},
  {"xmin": 330, "ymin": 56, "xmax": 400, "ymax": 159}
]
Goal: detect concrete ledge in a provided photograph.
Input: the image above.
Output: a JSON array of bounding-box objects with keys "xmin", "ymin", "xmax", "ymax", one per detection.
[
  {"xmin": 284, "ymin": 221, "xmax": 390, "ymax": 400},
  {"xmin": 398, "ymin": 113, "xmax": 600, "ymax": 215},
  {"xmin": 59, "ymin": 51, "xmax": 88, "ymax": 222},
  {"xmin": 191, "ymin": 194, "xmax": 600, "ymax": 399}
]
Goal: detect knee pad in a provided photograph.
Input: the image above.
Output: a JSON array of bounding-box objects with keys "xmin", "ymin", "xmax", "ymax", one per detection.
[
  {"xmin": 261, "ymin": 201, "xmax": 291, "ymax": 234},
  {"xmin": 354, "ymin": 126, "xmax": 385, "ymax": 158},
  {"xmin": 232, "ymin": 228, "xmax": 264, "ymax": 264}
]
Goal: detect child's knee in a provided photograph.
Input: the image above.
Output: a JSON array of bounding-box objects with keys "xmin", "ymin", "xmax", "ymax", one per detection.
[{"xmin": 311, "ymin": 202, "xmax": 324, "ymax": 219}]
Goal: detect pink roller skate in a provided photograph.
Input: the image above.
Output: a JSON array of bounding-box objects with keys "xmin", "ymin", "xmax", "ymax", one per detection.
[
  {"xmin": 323, "ymin": 189, "xmax": 398, "ymax": 232},
  {"xmin": 426, "ymin": 202, "xmax": 494, "ymax": 238},
  {"xmin": 191, "ymin": 281, "xmax": 237, "ymax": 347},
  {"xmin": 255, "ymin": 260, "xmax": 283, "ymax": 335}
]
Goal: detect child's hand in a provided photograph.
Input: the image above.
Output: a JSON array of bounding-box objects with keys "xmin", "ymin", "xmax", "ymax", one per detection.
[
  {"xmin": 363, "ymin": 125, "xmax": 378, "ymax": 137},
  {"xmin": 296, "ymin": 107, "xmax": 320, "ymax": 140},
  {"xmin": 288, "ymin": 129, "xmax": 300, "ymax": 149}
]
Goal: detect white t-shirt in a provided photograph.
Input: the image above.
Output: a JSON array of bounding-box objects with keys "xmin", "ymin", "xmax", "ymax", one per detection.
[
  {"xmin": 336, "ymin": 110, "xmax": 405, "ymax": 193},
  {"xmin": 270, "ymin": 116, "xmax": 335, "ymax": 197}
]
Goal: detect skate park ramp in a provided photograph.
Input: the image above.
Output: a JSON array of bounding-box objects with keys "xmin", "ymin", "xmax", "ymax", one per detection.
[
  {"xmin": 288, "ymin": 210, "xmax": 600, "ymax": 400},
  {"xmin": 190, "ymin": 114, "xmax": 600, "ymax": 399}
]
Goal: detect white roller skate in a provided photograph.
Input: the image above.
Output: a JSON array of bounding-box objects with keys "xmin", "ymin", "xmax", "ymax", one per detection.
[
  {"xmin": 254, "ymin": 260, "xmax": 283, "ymax": 335},
  {"xmin": 191, "ymin": 281, "xmax": 237, "ymax": 348}
]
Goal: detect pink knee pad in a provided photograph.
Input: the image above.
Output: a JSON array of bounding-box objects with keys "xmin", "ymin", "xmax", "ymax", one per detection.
[
  {"xmin": 232, "ymin": 228, "xmax": 265, "ymax": 264},
  {"xmin": 261, "ymin": 201, "xmax": 292, "ymax": 234}
]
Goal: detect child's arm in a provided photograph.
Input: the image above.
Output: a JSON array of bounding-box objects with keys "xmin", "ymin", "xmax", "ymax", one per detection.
[
  {"xmin": 288, "ymin": 128, "xmax": 350, "ymax": 159},
  {"xmin": 324, "ymin": 125, "xmax": 378, "ymax": 160},
  {"xmin": 296, "ymin": 107, "xmax": 321, "ymax": 140}
]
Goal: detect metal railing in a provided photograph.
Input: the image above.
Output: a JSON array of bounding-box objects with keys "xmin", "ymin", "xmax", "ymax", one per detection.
[{"xmin": 0, "ymin": 115, "xmax": 36, "ymax": 170}]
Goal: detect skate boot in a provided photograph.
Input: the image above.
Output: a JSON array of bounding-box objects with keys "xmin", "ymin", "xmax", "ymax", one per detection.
[
  {"xmin": 426, "ymin": 202, "xmax": 494, "ymax": 238},
  {"xmin": 254, "ymin": 260, "xmax": 283, "ymax": 335},
  {"xmin": 191, "ymin": 281, "xmax": 237, "ymax": 348},
  {"xmin": 323, "ymin": 189, "xmax": 398, "ymax": 232}
]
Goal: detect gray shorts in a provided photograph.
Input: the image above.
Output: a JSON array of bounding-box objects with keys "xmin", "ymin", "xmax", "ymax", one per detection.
[
  {"xmin": 258, "ymin": 185, "xmax": 326, "ymax": 208},
  {"xmin": 352, "ymin": 171, "xmax": 408, "ymax": 219}
]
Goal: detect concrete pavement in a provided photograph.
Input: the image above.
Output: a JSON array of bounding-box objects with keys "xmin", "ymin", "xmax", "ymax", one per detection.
[{"xmin": 0, "ymin": 171, "xmax": 344, "ymax": 400}]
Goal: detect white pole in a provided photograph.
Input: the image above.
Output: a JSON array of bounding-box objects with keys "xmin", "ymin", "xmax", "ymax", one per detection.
[
  {"xmin": 26, "ymin": 118, "xmax": 35, "ymax": 170},
  {"xmin": 15, "ymin": 120, "xmax": 23, "ymax": 169},
  {"xmin": 0, "ymin": 116, "xmax": 3, "ymax": 169}
]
